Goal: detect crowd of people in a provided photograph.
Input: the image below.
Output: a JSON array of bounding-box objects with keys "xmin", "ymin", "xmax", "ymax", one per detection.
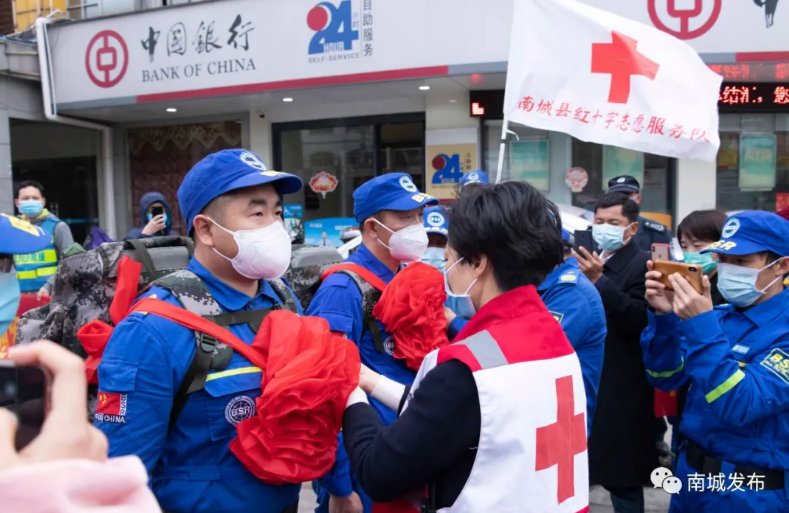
[{"xmin": 1, "ymin": 147, "xmax": 788, "ymax": 513}]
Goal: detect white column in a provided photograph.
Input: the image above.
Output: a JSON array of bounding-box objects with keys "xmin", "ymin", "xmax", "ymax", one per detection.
[
  {"xmin": 675, "ymin": 159, "xmax": 717, "ymax": 226},
  {"xmin": 249, "ymin": 112, "xmax": 273, "ymax": 166},
  {"xmin": 0, "ymin": 108, "xmax": 12, "ymax": 215}
]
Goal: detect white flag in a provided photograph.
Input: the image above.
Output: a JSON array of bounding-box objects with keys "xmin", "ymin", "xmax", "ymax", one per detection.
[{"xmin": 504, "ymin": 0, "xmax": 723, "ymax": 163}]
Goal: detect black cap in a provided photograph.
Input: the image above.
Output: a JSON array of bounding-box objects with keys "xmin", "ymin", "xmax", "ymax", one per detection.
[{"xmin": 607, "ymin": 175, "xmax": 641, "ymax": 194}]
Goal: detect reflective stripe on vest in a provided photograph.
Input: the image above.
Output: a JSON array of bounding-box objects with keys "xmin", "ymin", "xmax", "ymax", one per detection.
[{"xmin": 13, "ymin": 218, "xmax": 58, "ymax": 292}]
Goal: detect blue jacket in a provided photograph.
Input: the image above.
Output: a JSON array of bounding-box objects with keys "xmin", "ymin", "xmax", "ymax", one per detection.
[
  {"xmin": 307, "ymin": 243, "xmax": 416, "ymax": 509},
  {"xmin": 95, "ymin": 258, "xmax": 302, "ymax": 513},
  {"xmin": 538, "ymin": 257, "xmax": 607, "ymax": 435},
  {"xmin": 124, "ymin": 192, "xmax": 178, "ymax": 239},
  {"xmin": 641, "ymin": 289, "xmax": 789, "ymax": 470}
]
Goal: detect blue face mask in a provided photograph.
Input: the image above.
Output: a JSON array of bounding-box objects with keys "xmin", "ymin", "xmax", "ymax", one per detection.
[
  {"xmin": 683, "ymin": 251, "xmax": 717, "ymax": 275},
  {"xmin": 19, "ymin": 200, "xmax": 44, "ymax": 218},
  {"xmin": 444, "ymin": 257, "xmax": 477, "ymax": 320},
  {"xmin": 592, "ymin": 223, "xmax": 633, "ymax": 253},
  {"xmin": 0, "ymin": 268, "xmax": 21, "ymax": 337},
  {"xmin": 420, "ymin": 247, "xmax": 446, "ymax": 273},
  {"xmin": 717, "ymin": 260, "xmax": 783, "ymax": 308}
]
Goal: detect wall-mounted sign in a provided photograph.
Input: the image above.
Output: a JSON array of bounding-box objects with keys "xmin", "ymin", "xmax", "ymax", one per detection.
[
  {"xmin": 719, "ymin": 83, "xmax": 789, "ymax": 113},
  {"xmin": 309, "ymin": 171, "xmax": 339, "ymax": 198},
  {"xmin": 739, "ymin": 134, "xmax": 776, "ymax": 191},
  {"xmin": 510, "ymin": 140, "xmax": 549, "ymax": 192},
  {"xmin": 565, "ymin": 167, "xmax": 589, "ymax": 193}
]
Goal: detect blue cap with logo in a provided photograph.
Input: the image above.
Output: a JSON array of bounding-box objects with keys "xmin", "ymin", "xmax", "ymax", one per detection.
[
  {"xmin": 423, "ymin": 206, "xmax": 449, "ymax": 236},
  {"xmin": 178, "ymin": 149, "xmax": 303, "ymax": 232},
  {"xmin": 352, "ymin": 172, "xmax": 438, "ymax": 223},
  {"xmin": 701, "ymin": 210, "xmax": 789, "ymax": 256},
  {"xmin": 0, "ymin": 213, "xmax": 50, "ymax": 254},
  {"xmin": 459, "ymin": 170, "xmax": 490, "ymax": 187}
]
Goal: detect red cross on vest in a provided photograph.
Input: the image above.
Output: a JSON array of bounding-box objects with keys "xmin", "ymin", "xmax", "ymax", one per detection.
[
  {"xmin": 591, "ymin": 31, "xmax": 660, "ymax": 104},
  {"xmin": 535, "ymin": 375, "xmax": 586, "ymax": 504}
]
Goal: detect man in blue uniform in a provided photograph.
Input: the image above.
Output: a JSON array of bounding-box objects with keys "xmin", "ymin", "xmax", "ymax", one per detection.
[
  {"xmin": 538, "ymin": 229, "xmax": 606, "ymax": 435},
  {"xmin": 607, "ymin": 175, "xmax": 672, "ymax": 252},
  {"xmin": 95, "ymin": 149, "xmax": 305, "ymax": 513},
  {"xmin": 308, "ymin": 173, "xmax": 437, "ymax": 513},
  {"xmin": 642, "ymin": 210, "xmax": 789, "ymax": 512}
]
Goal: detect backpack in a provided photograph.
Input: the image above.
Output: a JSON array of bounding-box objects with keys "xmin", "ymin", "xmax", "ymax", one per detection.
[
  {"xmin": 16, "ymin": 236, "xmax": 299, "ymax": 423},
  {"xmin": 283, "ymin": 244, "xmax": 389, "ymax": 353},
  {"xmin": 83, "ymin": 225, "xmax": 115, "ymax": 250}
]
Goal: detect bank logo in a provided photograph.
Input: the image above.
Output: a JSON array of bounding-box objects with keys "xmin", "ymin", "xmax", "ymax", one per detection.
[
  {"xmin": 431, "ymin": 154, "xmax": 464, "ymax": 184},
  {"xmin": 85, "ymin": 30, "xmax": 129, "ymax": 88},
  {"xmin": 307, "ymin": 1, "xmax": 359, "ymax": 55},
  {"xmin": 647, "ymin": 0, "xmax": 722, "ymax": 40}
]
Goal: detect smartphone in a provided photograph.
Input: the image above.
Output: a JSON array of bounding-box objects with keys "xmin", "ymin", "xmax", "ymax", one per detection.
[
  {"xmin": 651, "ymin": 243, "xmax": 671, "ymax": 262},
  {"xmin": 573, "ymin": 229, "xmax": 595, "ymax": 254},
  {"xmin": 150, "ymin": 206, "xmax": 165, "ymax": 218},
  {"xmin": 0, "ymin": 362, "xmax": 48, "ymax": 450},
  {"xmin": 653, "ymin": 261, "xmax": 704, "ymax": 294}
]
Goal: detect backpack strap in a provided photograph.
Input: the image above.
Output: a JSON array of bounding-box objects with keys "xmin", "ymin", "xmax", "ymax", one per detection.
[
  {"xmin": 323, "ymin": 263, "xmax": 387, "ymax": 353},
  {"xmin": 149, "ymin": 270, "xmax": 298, "ymax": 426}
]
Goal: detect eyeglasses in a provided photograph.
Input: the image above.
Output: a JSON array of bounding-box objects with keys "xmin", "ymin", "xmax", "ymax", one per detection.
[{"xmin": 0, "ymin": 254, "xmax": 13, "ymax": 273}]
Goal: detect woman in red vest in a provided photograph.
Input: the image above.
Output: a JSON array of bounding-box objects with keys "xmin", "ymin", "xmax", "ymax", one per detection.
[{"xmin": 342, "ymin": 181, "xmax": 591, "ymax": 513}]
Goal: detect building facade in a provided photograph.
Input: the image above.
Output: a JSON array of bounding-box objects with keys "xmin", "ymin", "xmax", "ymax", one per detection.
[{"xmin": 2, "ymin": 0, "xmax": 787, "ymax": 239}]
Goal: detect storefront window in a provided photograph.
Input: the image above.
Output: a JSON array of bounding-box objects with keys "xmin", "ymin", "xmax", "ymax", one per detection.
[
  {"xmin": 571, "ymin": 140, "xmax": 673, "ymax": 224},
  {"xmin": 716, "ymin": 114, "xmax": 789, "ymax": 213},
  {"xmin": 274, "ymin": 114, "xmax": 424, "ymax": 221}
]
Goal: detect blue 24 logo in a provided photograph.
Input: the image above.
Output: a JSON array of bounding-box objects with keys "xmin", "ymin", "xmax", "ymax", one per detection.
[{"xmin": 308, "ymin": 1, "xmax": 359, "ymax": 55}]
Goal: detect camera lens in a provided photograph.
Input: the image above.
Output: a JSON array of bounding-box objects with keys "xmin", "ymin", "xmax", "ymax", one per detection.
[{"xmin": 689, "ymin": 267, "xmax": 698, "ymax": 272}]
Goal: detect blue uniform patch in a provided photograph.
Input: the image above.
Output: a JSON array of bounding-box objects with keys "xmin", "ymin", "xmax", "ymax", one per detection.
[
  {"xmin": 761, "ymin": 348, "xmax": 789, "ymax": 385},
  {"xmin": 559, "ymin": 272, "xmax": 578, "ymax": 284},
  {"xmin": 224, "ymin": 395, "xmax": 256, "ymax": 425}
]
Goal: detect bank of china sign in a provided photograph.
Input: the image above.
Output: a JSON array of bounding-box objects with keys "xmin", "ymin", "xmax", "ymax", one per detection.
[{"xmin": 51, "ymin": 0, "xmax": 390, "ymax": 107}]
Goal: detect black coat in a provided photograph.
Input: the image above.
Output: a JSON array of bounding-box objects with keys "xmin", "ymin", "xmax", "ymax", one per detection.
[{"xmin": 588, "ymin": 240, "xmax": 658, "ymax": 488}]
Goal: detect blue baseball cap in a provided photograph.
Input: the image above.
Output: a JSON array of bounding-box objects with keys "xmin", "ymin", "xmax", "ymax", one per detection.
[
  {"xmin": 178, "ymin": 149, "xmax": 303, "ymax": 232},
  {"xmin": 352, "ymin": 173, "xmax": 438, "ymax": 223},
  {"xmin": 0, "ymin": 213, "xmax": 50, "ymax": 254},
  {"xmin": 561, "ymin": 228, "xmax": 571, "ymax": 242},
  {"xmin": 460, "ymin": 170, "xmax": 490, "ymax": 186},
  {"xmin": 701, "ymin": 211, "xmax": 789, "ymax": 257},
  {"xmin": 423, "ymin": 206, "xmax": 449, "ymax": 237}
]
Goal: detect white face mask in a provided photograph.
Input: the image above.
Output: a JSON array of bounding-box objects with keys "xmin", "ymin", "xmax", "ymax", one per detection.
[
  {"xmin": 208, "ymin": 217, "xmax": 292, "ymax": 280},
  {"xmin": 373, "ymin": 219, "xmax": 429, "ymax": 262}
]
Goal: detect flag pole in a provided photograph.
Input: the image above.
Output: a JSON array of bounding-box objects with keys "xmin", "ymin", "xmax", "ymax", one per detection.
[{"xmin": 495, "ymin": 116, "xmax": 509, "ymax": 184}]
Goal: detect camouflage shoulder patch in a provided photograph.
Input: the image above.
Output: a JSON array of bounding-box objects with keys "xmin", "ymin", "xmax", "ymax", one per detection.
[{"xmin": 761, "ymin": 348, "xmax": 789, "ymax": 385}]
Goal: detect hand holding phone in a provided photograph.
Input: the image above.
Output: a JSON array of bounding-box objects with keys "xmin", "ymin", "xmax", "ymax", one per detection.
[
  {"xmin": 653, "ymin": 261, "xmax": 704, "ymax": 294},
  {"xmin": 573, "ymin": 229, "xmax": 595, "ymax": 254},
  {"xmin": 0, "ymin": 342, "xmax": 107, "ymax": 470}
]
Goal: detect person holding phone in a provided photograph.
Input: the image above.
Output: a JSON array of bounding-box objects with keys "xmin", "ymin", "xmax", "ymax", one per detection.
[
  {"xmin": 124, "ymin": 191, "xmax": 179, "ymax": 240},
  {"xmin": 642, "ymin": 210, "xmax": 789, "ymax": 512},
  {"xmin": 574, "ymin": 192, "xmax": 657, "ymax": 513}
]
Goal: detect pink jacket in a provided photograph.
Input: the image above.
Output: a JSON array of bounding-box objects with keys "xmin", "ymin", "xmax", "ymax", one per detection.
[{"xmin": 0, "ymin": 456, "xmax": 161, "ymax": 512}]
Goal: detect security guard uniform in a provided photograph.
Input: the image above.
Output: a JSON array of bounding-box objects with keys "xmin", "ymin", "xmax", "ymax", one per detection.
[
  {"xmin": 95, "ymin": 150, "xmax": 305, "ymax": 513},
  {"xmin": 641, "ymin": 211, "xmax": 789, "ymax": 512},
  {"xmin": 308, "ymin": 173, "xmax": 437, "ymax": 513},
  {"xmin": 538, "ymin": 256, "xmax": 607, "ymax": 435},
  {"xmin": 607, "ymin": 175, "xmax": 672, "ymax": 252}
]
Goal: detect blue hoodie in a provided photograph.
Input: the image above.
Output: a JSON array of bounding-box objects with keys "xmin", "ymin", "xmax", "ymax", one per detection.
[{"xmin": 124, "ymin": 192, "xmax": 178, "ymax": 240}]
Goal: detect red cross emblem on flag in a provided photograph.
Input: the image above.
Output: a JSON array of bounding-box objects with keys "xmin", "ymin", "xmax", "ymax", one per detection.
[
  {"xmin": 591, "ymin": 31, "xmax": 660, "ymax": 104},
  {"xmin": 535, "ymin": 375, "xmax": 587, "ymax": 504}
]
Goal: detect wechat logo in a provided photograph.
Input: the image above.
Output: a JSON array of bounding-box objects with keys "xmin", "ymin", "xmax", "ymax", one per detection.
[{"xmin": 651, "ymin": 466, "xmax": 682, "ymax": 495}]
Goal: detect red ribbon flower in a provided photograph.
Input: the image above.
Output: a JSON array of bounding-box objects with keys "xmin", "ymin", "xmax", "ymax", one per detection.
[
  {"xmin": 230, "ymin": 310, "xmax": 360, "ymax": 485},
  {"xmin": 373, "ymin": 262, "xmax": 450, "ymax": 370}
]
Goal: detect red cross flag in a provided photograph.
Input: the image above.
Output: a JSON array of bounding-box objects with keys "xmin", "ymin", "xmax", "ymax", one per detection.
[{"xmin": 503, "ymin": 0, "xmax": 722, "ymax": 163}]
